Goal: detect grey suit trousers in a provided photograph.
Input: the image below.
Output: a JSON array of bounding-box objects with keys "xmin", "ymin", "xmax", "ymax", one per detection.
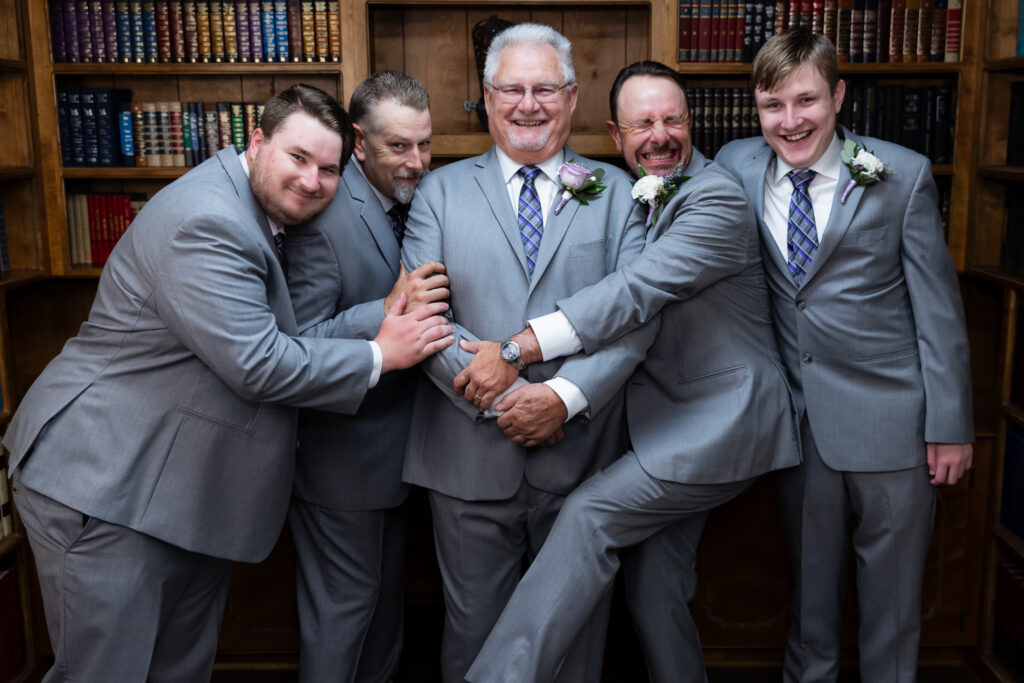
[
  {"xmin": 429, "ymin": 483, "xmax": 611, "ymax": 683},
  {"xmin": 781, "ymin": 423, "xmax": 936, "ymax": 683},
  {"xmin": 15, "ymin": 480, "xmax": 231, "ymax": 682},
  {"xmin": 466, "ymin": 453, "xmax": 753, "ymax": 683},
  {"xmin": 288, "ymin": 498, "xmax": 406, "ymax": 683}
]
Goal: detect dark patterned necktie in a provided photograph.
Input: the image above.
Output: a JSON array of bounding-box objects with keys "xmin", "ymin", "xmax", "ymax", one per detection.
[
  {"xmin": 517, "ymin": 166, "xmax": 543, "ymax": 276},
  {"xmin": 273, "ymin": 231, "xmax": 288, "ymax": 280},
  {"xmin": 786, "ymin": 168, "xmax": 818, "ymax": 286},
  {"xmin": 387, "ymin": 204, "xmax": 409, "ymax": 245}
]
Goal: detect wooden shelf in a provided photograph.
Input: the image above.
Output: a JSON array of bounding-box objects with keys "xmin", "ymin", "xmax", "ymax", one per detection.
[
  {"xmin": 0, "ymin": 167, "xmax": 34, "ymax": 181},
  {"xmin": 63, "ymin": 167, "xmax": 190, "ymax": 180},
  {"xmin": 53, "ymin": 62, "xmax": 341, "ymax": 76},
  {"xmin": 993, "ymin": 524, "xmax": 1024, "ymax": 564},
  {"xmin": 978, "ymin": 166, "xmax": 1024, "ymax": 183},
  {"xmin": 967, "ymin": 265, "xmax": 1024, "ymax": 290},
  {"xmin": 985, "ymin": 56, "xmax": 1024, "ymax": 73},
  {"xmin": 931, "ymin": 164, "xmax": 954, "ymax": 175},
  {"xmin": 673, "ymin": 62, "xmax": 965, "ymax": 75},
  {"xmin": 0, "ymin": 59, "xmax": 27, "ymax": 74},
  {"xmin": 0, "ymin": 269, "xmax": 47, "ymax": 291}
]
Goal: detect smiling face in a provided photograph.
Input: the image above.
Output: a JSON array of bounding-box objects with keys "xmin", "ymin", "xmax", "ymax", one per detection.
[
  {"xmin": 247, "ymin": 111, "xmax": 343, "ymax": 225},
  {"xmin": 754, "ymin": 62, "xmax": 845, "ymax": 170},
  {"xmin": 355, "ymin": 100, "xmax": 432, "ymax": 205},
  {"xmin": 607, "ymin": 75, "xmax": 693, "ymax": 178},
  {"xmin": 484, "ymin": 42, "xmax": 578, "ymax": 165}
]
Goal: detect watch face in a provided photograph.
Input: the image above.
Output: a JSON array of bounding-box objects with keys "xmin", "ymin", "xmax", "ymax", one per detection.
[{"xmin": 501, "ymin": 341, "xmax": 519, "ymax": 362}]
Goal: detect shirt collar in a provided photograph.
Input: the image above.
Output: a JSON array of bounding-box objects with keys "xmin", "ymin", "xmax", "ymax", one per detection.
[
  {"xmin": 770, "ymin": 133, "xmax": 843, "ymax": 185},
  {"xmin": 239, "ymin": 150, "xmax": 284, "ymax": 236},
  {"xmin": 494, "ymin": 145, "xmax": 565, "ymax": 185}
]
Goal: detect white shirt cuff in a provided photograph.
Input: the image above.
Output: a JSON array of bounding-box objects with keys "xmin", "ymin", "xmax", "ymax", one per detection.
[
  {"xmin": 481, "ymin": 377, "xmax": 529, "ymax": 418},
  {"xmin": 544, "ymin": 377, "xmax": 589, "ymax": 422},
  {"xmin": 368, "ymin": 341, "xmax": 382, "ymax": 388},
  {"xmin": 528, "ymin": 311, "xmax": 583, "ymax": 361}
]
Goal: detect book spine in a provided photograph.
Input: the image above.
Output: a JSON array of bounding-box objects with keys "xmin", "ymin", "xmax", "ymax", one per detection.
[
  {"xmin": 876, "ymin": 0, "xmax": 891, "ymax": 61},
  {"xmin": 260, "ymin": 1, "xmax": 276, "ymax": 61},
  {"xmin": 823, "ymin": 0, "xmax": 838, "ymax": 45},
  {"xmin": 180, "ymin": 102, "xmax": 193, "ymax": 166},
  {"xmin": 741, "ymin": 0, "xmax": 753, "ymax": 62},
  {"xmin": 211, "ymin": 1, "xmax": 227, "ymax": 61},
  {"xmin": 155, "ymin": 0, "xmax": 171, "ymax": 62},
  {"xmin": 143, "ymin": 101, "xmax": 163, "ymax": 166},
  {"xmin": 274, "ymin": 0, "xmax": 288, "ymax": 61},
  {"xmin": 811, "ymin": 0, "xmax": 824, "ymax": 34},
  {"xmin": 95, "ymin": 88, "xmax": 115, "ymax": 166},
  {"xmin": 929, "ymin": 0, "xmax": 946, "ymax": 61},
  {"xmin": 862, "ymin": 0, "xmax": 877, "ymax": 62},
  {"xmin": 51, "ymin": 1, "xmax": 67, "ymax": 62},
  {"xmin": 195, "ymin": 1, "xmax": 212, "ymax": 61},
  {"xmin": 169, "ymin": 0, "xmax": 185, "ymax": 61},
  {"xmin": 81, "ymin": 89, "xmax": 99, "ymax": 166},
  {"xmin": 141, "ymin": 0, "xmax": 158, "ymax": 61},
  {"xmin": 222, "ymin": 0, "xmax": 238, "ymax": 61},
  {"xmin": 235, "ymin": 0, "xmax": 251, "ymax": 61},
  {"xmin": 243, "ymin": 101, "xmax": 258, "ymax": 145},
  {"xmin": 326, "ymin": 0, "xmax": 338, "ymax": 61},
  {"xmin": 115, "ymin": 0, "xmax": 132, "ymax": 61},
  {"xmin": 204, "ymin": 103, "xmax": 220, "ymax": 155},
  {"xmin": 76, "ymin": 0, "xmax": 94, "ymax": 62},
  {"xmin": 131, "ymin": 101, "xmax": 148, "ymax": 166},
  {"xmin": 836, "ymin": 0, "xmax": 852, "ymax": 62},
  {"xmin": 89, "ymin": 0, "xmax": 107, "ymax": 62},
  {"xmin": 903, "ymin": 0, "xmax": 919, "ymax": 63},
  {"xmin": 57, "ymin": 88, "xmax": 73, "ymax": 164},
  {"xmin": 230, "ymin": 101, "xmax": 245, "ymax": 149},
  {"xmin": 183, "ymin": 0, "xmax": 199, "ymax": 61},
  {"xmin": 286, "ymin": 0, "xmax": 301, "ymax": 60},
  {"xmin": 128, "ymin": 0, "xmax": 145, "ymax": 61},
  {"xmin": 850, "ymin": 0, "xmax": 864, "ymax": 62},
  {"xmin": 217, "ymin": 101, "xmax": 232, "ymax": 149},
  {"xmin": 101, "ymin": 0, "xmax": 119, "ymax": 62},
  {"xmin": 916, "ymin": 0, "xmax": 933, "ymax": 61},
  {"xmin": 167, "ymin": 102, "xmax": 185, "ymax": 165},
  {"xmin": 249, "ymin": 0, "xmax": 263, "ymax": 61},
  {"xmin": 63, "ymin": 0, "xmax": 81, "ymax": 62},
  {"xmin": 194, "ymin": 101, "xmax": 206, "ymax": 160},
  {"xmin": 889, "ymin": 0, "xmax": 906, "ymax": 61},
  {"xmin": 114, "ymin": 91, "xmax": 135, "ymax": 166},
  {"xmin": 943, "ymin": 0, "xmax": 960, "ymax": 61},
  {"xmin": 313, "ymin": 0, "xmax": 326, "ymax": 61}
]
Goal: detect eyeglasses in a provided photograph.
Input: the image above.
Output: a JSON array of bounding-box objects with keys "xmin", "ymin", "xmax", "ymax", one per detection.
[{"xmin": 487, "ymin": 82, "xmax": 574, "ymax": 103}]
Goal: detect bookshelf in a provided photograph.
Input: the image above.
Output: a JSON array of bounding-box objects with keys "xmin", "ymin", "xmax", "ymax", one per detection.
[{"xmin": 0, "ymin": 0, "xmax": 1003, "ymax": 677}]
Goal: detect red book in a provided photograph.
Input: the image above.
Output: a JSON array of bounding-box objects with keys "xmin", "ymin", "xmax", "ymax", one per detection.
[
  {"xmin": 916, "ymin": 0, "xmax": 932, "ymax": 61},
  {"xmin": 155, "ymin": 0, "xmax": 171, "ymax": 62},
  {"xmin": 774, "ymin": 0, "xmax": 788, "ymax": 34},
  {"xmin": 903, "ymin": 0, "xmax": 920, "ymax": 63},
  {"xmin": 929, "ymin": 0, "xmax": 946, "ymax": 61},
  {"xmin": 183, "ymin": 0, "xmax": 199, "ymax": 61},
  {"xmin": 287, "ymin": 0, "xmax": 301, "ymax": 60},
  {"xmin": 679, "ymin": 0, "xmax": 692, "ymax": 61},
  {"xmin": 889, "ymin": 0, "xmax": 906, "ymax": 62},
  {"xmin": 711, "ymin": 0, "xmax": 722, "ymax": 62},
  {"xmin": 811, "ymin": 0, "xmax": 824, "ymax": 34},
  {"xmin": 788, "ymin": 0, "xmax": 801, "ymax": 28},
  {"xmin": 169, "ymin": 0, "xmax": 185, "ymax": 60},
  {"xmin": 876, "ymin": 0, "xmax": 891, "ymax": 61},
  {"xmin": 697, "ymin": 0, "xmax": 712, "ymax": 61},
  {"xmin": 943, "ymin": 0, "xmax": 960, "ymax": 61}
]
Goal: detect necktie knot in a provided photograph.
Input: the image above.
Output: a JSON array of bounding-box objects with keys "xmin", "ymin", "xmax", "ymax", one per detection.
[
  {"xmin": 518, "ymin": 165, "xmax": 542, "ymax": 184},
  {"xmin": 788, "ymin": 168, "xmax": 816, "ymax": 192}
]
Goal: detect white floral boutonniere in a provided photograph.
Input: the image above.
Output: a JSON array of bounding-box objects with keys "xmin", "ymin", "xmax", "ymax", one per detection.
[
  {"xmin": 839, "ymin": 139, "xmax": 892, "ymax": 204},
  {"xmin": 630, "ymin": 164, "xmax": 690, "ymax": 227},
  {"xmin": 553, "ymin": 161, "xmax": 607, "ymax": 215}
]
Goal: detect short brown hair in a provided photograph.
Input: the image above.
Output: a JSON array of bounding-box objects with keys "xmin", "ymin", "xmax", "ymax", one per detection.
[
  {"xmin": 751, "ymin": 28, "xmax": 840, "ymax": 95},
  {"xmin": 608, "ymin": 60, "xmax": 689, "ymax": 126},
  {"xmin": 258, "ymin": 83, "xmax": 355, "ymax": 167}
]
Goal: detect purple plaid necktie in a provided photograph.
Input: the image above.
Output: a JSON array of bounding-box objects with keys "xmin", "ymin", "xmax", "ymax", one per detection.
[
  {"xmin": 517, "ymin": 166, "xmax": 543, "ymax": 276},
  {"xmin": 786, "ymin": 168, "xmax": 818, "ymax": 286}
]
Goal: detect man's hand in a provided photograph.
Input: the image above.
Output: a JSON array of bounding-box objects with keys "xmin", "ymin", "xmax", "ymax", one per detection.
[
  {"xmin": 376, "ymin": 294, "xmax": 454, "ymax": 372},
  {"xmin": 927, "ymin": 442, "xmax": 973, "ymax": 485},
  {"xmin": 495, "ymin": 383, "xmax": 568, "ymax": 447},
  {"xmin": 383, "ymin": 261, "xmax": 449, "ymax": 314},
  {"xmin": 454, "ymin": 341, "xmax": 519, "ymax": 411}
]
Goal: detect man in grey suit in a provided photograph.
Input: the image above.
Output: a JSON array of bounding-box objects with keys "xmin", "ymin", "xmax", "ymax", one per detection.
[
  {"xmin": 461, "ymin": 60, "xmax": 801, "ymax": 683},
  {"xmin": 2, "ymin": 84, "xmax": 453, "ymax": 682},
  {"xmin": 716, "ymin": 29, "xmax": 973, "ymax": 682},
  {"xmin": 399, "ymin": 23, "xmax": 657, "ymax": 683},
  {"xmin": 285, "ymin": 71, "xmax": 444, "ymax": 683}
]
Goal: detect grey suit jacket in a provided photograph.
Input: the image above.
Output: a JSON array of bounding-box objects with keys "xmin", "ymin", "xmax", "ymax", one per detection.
[
  {"xmin": 286, "ymin": 162, "xmax": 416, "ymax": 511},
  {"xmin": 2, "ymin": 147, "xmax": 374, "ymax": 562},
  {"xmin": 401, "ymin": 146, "xmax": 656, "ymax": 501},
  {"xmin": 555, "ymin": 149, "xmax": 801, "ymax": 484},
  {"xmin": 717, "ymin": 129, "xmax": 973, "ymax": 472}
]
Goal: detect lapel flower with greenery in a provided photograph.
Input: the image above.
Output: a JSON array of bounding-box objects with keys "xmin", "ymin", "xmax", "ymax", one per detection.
[
  {"xmin": 630, "ymin": 164, "xmax": 690, "ymax": 227},
  {"xmin": 839, "ymin": 139, "xmax": 892, "ymax": 204},
  {"xmin": 553, "ymin": 161, "xmax": 607, "ymax": 215}
]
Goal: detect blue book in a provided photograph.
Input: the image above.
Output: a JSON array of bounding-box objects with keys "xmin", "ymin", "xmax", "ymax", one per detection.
[
  {"xmin": 1018, "ymin": 0, "xmax": 1024, "ymax": 55},
  {"xmin": 66, "ymin": 88, "xmax": 86, "ymax": 166},
  {"xmin": 115, "ymin": 0, "xmax": 132, "ymax": 61},
  {"xmin": 129, "ymin": 0, "xmax": 145, "ymax": 61},
  {"xmin": 95, "ymin": 88, "xmax": 115, "ymax": 166},
  {"xmin": 260, "ymin": 1, "xmax": 276, "ymax": 61},
  {"xmin": 81, "ymin": 88, "xmax": 100, "ymax": 166},
  {"xmin": 142, "ymin": 0, "xmax": 158, "ymax": 62},
  {"xmin": 113, "ymin": 89, "xmax": 135, "ymax": 166},
  {"xmin": 57, "ymin": 88, "xmax": 73, "ymax": 165},
  {"xmin": 274, "ymin": 0, "xmax": 288, "ymax": 61}
]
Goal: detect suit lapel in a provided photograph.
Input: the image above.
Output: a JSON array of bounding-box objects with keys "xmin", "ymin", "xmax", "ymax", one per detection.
[
  {"xmin": 801, "ymin": 127, "xmax": 865, "ymax": 285},
  {"xmin": 219, "ymin": 146, "xmax": 274, "ymax": 247},
  {"xmin": 528, "ymin": 146, "xmax": 578, "ymax": 290},
  {"xmin": 346, "ymin": 167, "xmax": 401, "ymax": 278},
  {"xmin": 746, "ymin": 142, "xmax": 790, "ymax": 279},
  {"xmin": 475, "ymin": 148, "xmax": 532, "ymax": 276}
]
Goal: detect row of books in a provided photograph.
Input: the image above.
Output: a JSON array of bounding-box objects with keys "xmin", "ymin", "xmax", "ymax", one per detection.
[
  {"xmin": 66, "ymin": 192, "xmax": 149, "ymax": 267},
  {"xmin": 837, "ymin": 80, "xmax": 956, "ymax": 163},
  {"xmin": 0, "ymin": 201, "xmax": 9, "ymax": 273},
  {"xmin": 689, "ymin": 88, "xmax": 759, "ymax": 158},
  {"xmin": 59, "ymin": 88, "xmax": 263, "ymax": 167},
  {"xmin": 50, "ymin": 0, "xmax": 340, "ymax": 64},
  {"xmin": 679, "ymin": 0, "xmax": 962, "ymax": 63}
]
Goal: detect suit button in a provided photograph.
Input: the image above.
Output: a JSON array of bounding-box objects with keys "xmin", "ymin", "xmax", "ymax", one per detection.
[
  {"xmin": 801, "ymin": 353, "xmax": 812, "ymax": 364},
  {"xmin": 796, "ymin": 300, "xmax": 806, "ymax": 310}
]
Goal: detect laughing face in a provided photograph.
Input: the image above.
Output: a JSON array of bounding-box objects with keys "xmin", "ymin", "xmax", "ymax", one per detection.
[
  {"xmin": 754, "ymin": 62, "xmax": 845, "ymax": 170},
  {"xmin": 484, "ymin": 42, "xmax": 578, "ymax": 165},
  {"xmin": 607, "ymin": 74, "xmax": 693, "ymax": 178}
]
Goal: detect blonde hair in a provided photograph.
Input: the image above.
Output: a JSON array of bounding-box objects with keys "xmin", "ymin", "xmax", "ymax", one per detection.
[{"xmin": 751, "ymin": 28, "xmax": 840, "ymax": 94}]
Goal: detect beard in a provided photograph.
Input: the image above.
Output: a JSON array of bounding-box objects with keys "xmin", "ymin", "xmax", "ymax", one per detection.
[
  {"xmin": 506, "ymin": 126, "xmax": 550, "ymax": 153},
  {"xmin": 390, "ymin": 171, "xmax": 425, "ymax": 205},
  {"xmin": 250, "ymin": 155, "xmax": 323, "ymax": 226}
]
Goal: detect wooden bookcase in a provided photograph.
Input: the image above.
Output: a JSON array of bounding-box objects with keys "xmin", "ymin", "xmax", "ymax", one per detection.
[
  {"xmin": 966, "ymin": 1, "xmax": 1024, "ymax": 680},
  {"xmin": 0, "ymin": 0, "xmax": 1006, "ymax": 678}
]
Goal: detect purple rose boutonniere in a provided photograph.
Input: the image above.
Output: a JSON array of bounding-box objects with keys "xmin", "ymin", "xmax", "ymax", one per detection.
[
  {"xmin": 553, "ymin": 160, "xmax": 607, "ymax": 215},
  {"xmin": 839, "ymin": 139, "xmax": 892, "ymax": 204}
]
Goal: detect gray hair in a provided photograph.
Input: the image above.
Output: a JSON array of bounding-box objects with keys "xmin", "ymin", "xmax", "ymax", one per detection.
[
  {"xmin": 348, "ymin": 70, "xmax": 430, "ymax": 134},
  {"xmin": 483, "ymin": 23, "xmax": 575, "ymax": 86}
]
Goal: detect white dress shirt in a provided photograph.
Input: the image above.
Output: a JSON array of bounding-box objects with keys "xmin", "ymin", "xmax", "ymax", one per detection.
[
  {"xmin": 239, "ymin": 151, "xmax": 382, "ymax": 388},
  {"xmin": 762, "ymin": 134, "xmax": 842, "ymax": 259},
  {"xmin": 489, "ymin": 147, "xmax": 588, "ymax": 421}
]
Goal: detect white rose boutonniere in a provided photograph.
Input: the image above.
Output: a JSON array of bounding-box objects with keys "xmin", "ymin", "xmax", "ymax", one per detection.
[
  {"xmin": 553, "ymin": 161, "xmax": 607, "ymax": 215},
  {"xmin": 630, "ymin": 164, "xmax": 690, "ymax": 227},
  {"xmin": 840, "ymin": 139, "xmax": 892, "ymax": 204}
]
